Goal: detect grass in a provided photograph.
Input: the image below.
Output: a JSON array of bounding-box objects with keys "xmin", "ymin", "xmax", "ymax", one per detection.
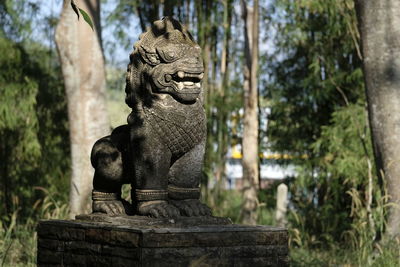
[
  {"xmin": 207, "ymin": 189, "xmax": 400, "ymax": 267},
  {"xmin": 290, "ymin": 241, "xmax": 400, "ymax": 267},
  {"xmin": 208, "ymin": 189, "xmax": 276, "ymax": 225},
  {"xmin": 0, "ymin": 211, "xmax": 37, "ymax": 267},
  {"xmin": 0, "ymin": 188, "xmax": 68, "ymax": 267},
  {"xmin": 2, "ymin": 188, "xmax": 400, "ymax": 266}
]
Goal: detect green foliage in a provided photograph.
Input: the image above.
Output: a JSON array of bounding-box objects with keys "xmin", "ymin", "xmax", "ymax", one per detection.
[
  {"xmin": 0, "ymin": 38, "xmax": 69, "ymax": 266},
  {"xmin": 290, "ymin": 240, "xmax": 400, "ymax": 266},
  {"xmin": 0, "ymin": 25, "xmax": 69, "ymax": 223},
  {"xmin": 1, "ymin": 0, "xmax": 395, "ymax": 265},
  {"xmin": 268, "ymin": 0, "xmax": 364, "ymax": 156},
  {"xmin": 0, "ymin": 188, "xmax": 69, "ymax": 266},
  {"xmin": 371, "ymin": 239, "xmax": 400, "ymax": 267},
  {"xmin": 287, "ymin": 102, "xmax": 386, "ymax": 254},
  {"xmin": 0, "ymin": 37, "xmax": 40, "ymax": 216},
  {"xmin": 207, "ymin": 189, "xmax": 276, "ymax": 226},
  {"xmin": 209, "ymin": 190, "xmax": 399, "ymax": 266},
  {"xmin": 0, "ymin": 2, "xmax": 70, "ymax": 265},
  {"xmin": 78, "ymin": 8, "xmax": 94, "ymax": 30},
  {"xmin": 267, "ymin": 0, "xmax": 387, "ymax": 260},
  {"xmin": 70, "ymin": 0, "xmax": 95, "ymax": 31}
]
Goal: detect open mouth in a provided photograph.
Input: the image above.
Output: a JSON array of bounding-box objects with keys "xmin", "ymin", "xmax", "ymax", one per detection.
[{"xmin": 165, "ymin": 71, "xmax": 203, "ymax": 92}]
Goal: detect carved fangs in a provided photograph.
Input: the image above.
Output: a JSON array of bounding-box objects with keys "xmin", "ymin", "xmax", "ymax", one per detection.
[
  {"xmin": 164, "ymin": 71, "xmax": 203, "ymax": 91},
  {"xmin": 168, "ymin": 72, "xmax": 203, "ymax": 81},
  {"xmin": 173, "ymin": 81, "xmax": 201, "ymax": 91},
  {"xmin": 177, "ymin": 71, "xmax": 185, "ymax": 79}
]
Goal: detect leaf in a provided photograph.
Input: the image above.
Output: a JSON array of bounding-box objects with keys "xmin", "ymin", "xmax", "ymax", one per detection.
[
  {"xmin": 78, "ymin": 8, "xmax": 94, "ymax": 31},
  {"xmin": 70, "ymin": 0, "xmax": 79, "ymax": 19},
  {"xmin": 70, "ymin": 1, "xmax": 94, "ymax": 31}
]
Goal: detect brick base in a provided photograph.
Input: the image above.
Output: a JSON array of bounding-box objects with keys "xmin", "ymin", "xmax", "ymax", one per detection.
[{"xmin": 37, "ymin": 216, "xmax": 288, "ymax": 267}]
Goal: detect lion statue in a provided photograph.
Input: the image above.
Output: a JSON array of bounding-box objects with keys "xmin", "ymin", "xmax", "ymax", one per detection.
[{"xmin": 90, "ymin": 17, "xmax": 211, "ymax": 218}]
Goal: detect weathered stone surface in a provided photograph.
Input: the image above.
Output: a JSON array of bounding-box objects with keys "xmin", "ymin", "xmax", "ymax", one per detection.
[
  {"xmin": 38, "ymin": 238, "xmax": 64, "ymax": 251},
  {"xmin": 37, "ymin": 16, "xmax": 289, "ymax": 266},
  {"xmin": 102, "ymin": 245, "xmax": 139, "ymax": 259},
  {"xmin": 76, "ymin": 213, "xmax": 232, "ymax": 228},
  {"xmin": 111, "ymin": 257, "xmax": 138, "ymax": 267},
  {"xmin": 37, "ymin": 219, "xmax": 288, "ymax": 267},
  {"xmin": 64, "ymin": 240, "xmax": 102, "ymax": 254},
  {"xmin": 89, "ymin": 17, "xmax": 212, "ymax": 219},
  {"xmin": 141, "ymin": 229, "xmax": 284, "ymax": 247},
  {"xmin": 109, "ymin": 230, "xmax": 140, "ymax": 247},
  {"xmin": 62, "ymin": 253, "xmax": 87, "ymax": 266},
  {"xmin": 37, "ymin": 249, "xmax": 63, "ymax": 264},
  {"xmin": 141, "ymin": 256, "xmax": 286, "ymax": 267},
  {"xmin": 37, "ymin": 223, "xmax": 85, "ymax": 241}
]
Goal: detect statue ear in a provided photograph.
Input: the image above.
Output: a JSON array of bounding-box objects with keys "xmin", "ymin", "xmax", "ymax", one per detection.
[{"xmin": 139, "ymin": 46, "xmax": 160, "ymax": 66}]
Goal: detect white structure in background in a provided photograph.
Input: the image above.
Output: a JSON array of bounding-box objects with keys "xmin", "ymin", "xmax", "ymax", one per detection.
[
  {"xmin": 219, "ymin": 107, "xmax": 296, "ymax": 189},
  {"xmin": 276, "ymin": 183, "xmax": 288, "ymax": 227},
  {"xmin": 224, "ymin": 144, "xmax": 296, "ymax": 189}
]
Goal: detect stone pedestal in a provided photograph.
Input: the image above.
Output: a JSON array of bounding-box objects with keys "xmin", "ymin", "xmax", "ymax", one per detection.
[{"xmin": 37, "ymin": 215, "xmax": 288, "ymax": 267}]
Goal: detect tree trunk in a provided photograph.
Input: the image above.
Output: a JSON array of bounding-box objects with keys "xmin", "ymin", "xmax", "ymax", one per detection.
[
  {"xmin": 241, "ymin": 0, "xmax": 259, "ymax": 225},
  {"xmin": 356, "ymin": 0, "xmax": 400, "ymax": 239},
  {"xmin": 214, "ymin": 0, "xmax": 232, "ymax": 194},
  {"xmin": 197, "ymin": 0, "xmax": 213, "ymax": 194},
  {"xmin": 55, "ymin": 0, "xmax": 109, "ymax": 218}
]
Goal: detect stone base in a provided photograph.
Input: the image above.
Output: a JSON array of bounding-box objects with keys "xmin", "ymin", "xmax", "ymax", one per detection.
[{"xmin": 37, "ymin": 215, "xmax": 288, "ymax": 267}]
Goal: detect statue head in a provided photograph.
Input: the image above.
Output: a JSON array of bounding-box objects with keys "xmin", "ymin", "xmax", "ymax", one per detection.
[{"xmin": 126, "ymin": 17, "xmax": 204, "ymax": 107}]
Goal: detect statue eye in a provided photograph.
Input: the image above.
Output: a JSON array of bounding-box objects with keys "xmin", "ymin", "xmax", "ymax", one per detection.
[
  {"xmin": 157, "ymin": 47, "xmax": 178, "ymax": 63},
  {"xmin": 167, "ymin": 51, "xmax": 175, "ymax": 59}
]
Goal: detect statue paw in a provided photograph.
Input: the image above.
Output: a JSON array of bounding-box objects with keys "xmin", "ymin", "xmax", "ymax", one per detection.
[
  {"xmin": 170, "ymin": 199, "xmax": 212, "ymax": 217},
  {"xmin": 137, "ymin": 200, "xmax": 180, "ymax": 218},
  {"xmin": 93, "ymin": 199, "xmax": 133, "ymax": 216}
]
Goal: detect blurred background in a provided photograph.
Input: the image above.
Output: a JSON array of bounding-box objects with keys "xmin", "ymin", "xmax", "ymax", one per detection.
[{"xmin": 0, "ymin": 0, "xmax": 397, "ymax": 266}]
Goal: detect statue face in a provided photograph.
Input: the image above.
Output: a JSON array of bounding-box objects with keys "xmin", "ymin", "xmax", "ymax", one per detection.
[
  {"xmin": 126, "ymin": 17, "xmax": 205, "ymax": 106},
  {"xmin": 148, "ymin": 42, "xmax": 204, "ymax": 103}
]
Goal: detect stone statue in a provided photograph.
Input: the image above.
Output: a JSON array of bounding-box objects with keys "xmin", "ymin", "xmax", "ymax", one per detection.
[
  {"xmin": 38, "ymin": 17, "xmax": 288, "ymax": 267},
  {"xmin": 90, "ymin": 17, "xmax": 211, "ymax": 218}
]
